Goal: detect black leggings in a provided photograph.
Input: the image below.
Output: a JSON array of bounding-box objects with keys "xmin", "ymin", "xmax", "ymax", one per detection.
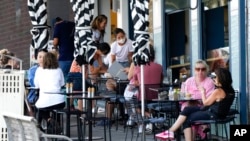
[
  {"xmin": 180, "ymin": 106, "xmax": 215, "ymax": 129},
  {"xmin": 36, "ymin": 102, "xmax": 65, "ymax": 124}
]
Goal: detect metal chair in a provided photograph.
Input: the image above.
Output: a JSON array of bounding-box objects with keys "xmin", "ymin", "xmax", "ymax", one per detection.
[
  {"xmin": 2, "ymin": 112, "xmax": 72, "ymax": 141},
  {"xmin": 191, "ymin": 90, "xmax": 239, "ymax": 141},
  {"xmin": 124, "ymin": 97, "xmax": 167, "ymax": 141}
]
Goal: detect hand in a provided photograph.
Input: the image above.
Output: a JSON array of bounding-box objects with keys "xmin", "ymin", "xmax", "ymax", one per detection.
[
  {"xmin": 123, "ymin": 67, "xmax": 130, "ymax": 73},
  {"xmin": 198, "ymin": 86, "xmax": 206, "ymax": 94}
]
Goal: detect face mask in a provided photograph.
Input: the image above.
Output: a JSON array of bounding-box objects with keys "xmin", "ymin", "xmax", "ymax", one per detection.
[{"xmin": 117, "ymin": 38, "xmax": 126, "ymax": 44}]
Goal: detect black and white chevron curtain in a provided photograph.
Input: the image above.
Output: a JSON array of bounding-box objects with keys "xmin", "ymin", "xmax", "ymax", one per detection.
[
  {"xmin": 130, "ymin": 0, "xmax": 150, "ymax": 66},
  {"xmin": 70, "ymin": 0, "xmax": 96, "ymax": 66},
  {"xmin": 27, "ymin": 0, "xmax": 49, "ymax": 52}
]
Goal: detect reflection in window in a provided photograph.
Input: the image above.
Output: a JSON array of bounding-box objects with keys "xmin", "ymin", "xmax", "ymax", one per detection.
[{"xmin": 206, "ymin": 47, "xmax": 229, "ymax": 72}]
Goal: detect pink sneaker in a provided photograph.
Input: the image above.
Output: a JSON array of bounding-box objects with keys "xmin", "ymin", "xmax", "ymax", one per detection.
[{"xmin": 155, "ymin": 130, "xmax": 174, "ymax": 140}]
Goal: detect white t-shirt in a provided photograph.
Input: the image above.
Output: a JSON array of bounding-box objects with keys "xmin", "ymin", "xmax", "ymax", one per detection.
[
  {"xmin": 110, "ymin": 39, "xmax": 134, "ymax": 62},
  {"xmin": 103, "ymin": 53, "xmax": 112, "ymax": 68},
  {"xmin": 34, "ymin": 67, "xmax": 65, "ymax": 108}
]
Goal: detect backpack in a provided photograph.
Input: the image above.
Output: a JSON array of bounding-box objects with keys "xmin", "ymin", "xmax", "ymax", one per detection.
[{"xmin": 27, "ymin": 89, "xmax": 39, "ymax": 105}]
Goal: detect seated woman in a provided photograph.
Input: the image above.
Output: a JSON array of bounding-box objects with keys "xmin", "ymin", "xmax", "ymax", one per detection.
[
  {"xmin": 155, "ymin": 68, "xmax": 235, "ymax": 141},
  {"xmin": 26, "ymin": 49, "xmax": 48, "ymax": 116},
  {"xmin": 34, "ymin": 52, "xmax": 65, "ymax": 131},
  {"xmin": 0, "ymin": 49, "xmax": 19, "ymax": 69}
]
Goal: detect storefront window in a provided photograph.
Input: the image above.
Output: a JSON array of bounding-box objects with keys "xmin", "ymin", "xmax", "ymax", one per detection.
[{"xmin": 203, "ymin": 1, "xmax": 229, "ymax": 72}]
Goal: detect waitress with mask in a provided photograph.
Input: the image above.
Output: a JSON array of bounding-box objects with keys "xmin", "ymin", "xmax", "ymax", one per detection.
[{"xmin": 110, "ymin": 28, "xmax": 134, "ymax": 68}]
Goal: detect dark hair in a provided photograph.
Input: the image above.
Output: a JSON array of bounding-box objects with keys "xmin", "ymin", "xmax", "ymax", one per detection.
[
  {"xmin": 149, "ymin": 45, "xmax": 155, "ymax": 61},
  {"xmin": 113, "ymin": 28, "xmax": 126, "ymax": 37},
  {"xmin": 55, "ymin": 17, "xmax": 63, "ymax": 22},
  {"xmin": 91, "ymin": 15, "xmax": 107, "ymax": 37},
  {"xmin": 35, "ymin": 48, "xmax": 48, "ymax": 60},
  {"xmin": 43, "ymin": 52, "xmax": 59, "ymax": 69},
  {"xmin": 214, "ymin": 68, "xmax": 234, "ymax": 93},
  {"xmin": 0, "ymin": 49, "xmax": 15, "ymax": 65},
  {"xmin": 97, "ymin": 42, "xmax": 110, "ymax": 55}
]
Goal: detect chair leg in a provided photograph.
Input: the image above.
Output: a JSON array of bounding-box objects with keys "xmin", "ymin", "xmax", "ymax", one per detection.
[
  {"xmin": 125, "ymin": 126, "xmax": 128, "ymax": 141},
  {"xmin": 77, "ymin": 115, "xmax": 83, "ymax": 141},
  {"xmin": 103, "ymin": 119, "xmax": 107, "ymax": 141},
  {"xmin": 108, "ymin": 119, "xmax": 112, "ymax": 141},
  {"xmin": 131, "ymin": 127, "xmax": 134, "ymax": 141},
  {"xmin": 224, "ymin": 123, "xmax": 229, "ymax": 141},
  {"xmin": 81, "ymin": 117, "xmax": 86, "ymax": 140}
]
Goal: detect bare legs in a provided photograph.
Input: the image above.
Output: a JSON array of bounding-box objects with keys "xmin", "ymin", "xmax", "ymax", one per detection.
[
  {"xmin": 168, "ymin": 115, "xmax": 194, "ymax": 141},
  {"xmin": 169, "ymin": 115, "xmax": 186, "ymax": 132},
  {"xmin": 183, "ymin": 127, "xmax": 193, "ymax": 141}
]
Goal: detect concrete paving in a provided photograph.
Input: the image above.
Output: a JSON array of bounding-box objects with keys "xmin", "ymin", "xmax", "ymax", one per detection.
[
  {"xmin": 65, "ymin": 114, "xmax": 226, "ymax": 141},
  {"xmin": 67, "ymin": 113, "xmax": 160, "ymax": 141}
]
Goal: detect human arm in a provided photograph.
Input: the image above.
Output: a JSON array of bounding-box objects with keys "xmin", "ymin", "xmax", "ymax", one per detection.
[
  {"xmin": 59, "ymin": 68, "xmax": 65, "ymax": 87},
  {"xmin": 28, "ymin": 65, "xmax": 38, "ymax": 87},
  {"xmin": 33, "ymin": 67, "xmax": 41, "ymax": 88},
  {"xmin": 127, "ymin": 62, "xmax": 135, "ymax": 80},
  {"xmin": 53, "ymin": 38, "xmax": 59, "ymax": 49},
  {"xmin": 53, "ymin": 25, "xmax": 59, "ymax": 49},
  {"xmin": 89, "ymin": 59, "xmax": 107, "ymax": 75},
  {"xmin": 199, "ymin": 86, "xmax": 225, "ymax": 106},
  {"xmin": 203, "ymin": 78, "xmax": 215, "ymax": 97},
  {"xmin": 111, "ymin": 54, "xmax": 116, "ymax": 64},
  {"xmin": 127, "ymin": 52, "xmax": 133, "ymax": 64}
]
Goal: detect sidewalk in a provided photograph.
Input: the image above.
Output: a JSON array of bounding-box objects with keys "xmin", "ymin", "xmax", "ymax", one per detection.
[
  {"xmin": 67, "ymin": 114, "xmax": 225, "ymax": 141},
  {"xmin": 68, "ymin": 114, "xmax": 157, "ymax": 141}
]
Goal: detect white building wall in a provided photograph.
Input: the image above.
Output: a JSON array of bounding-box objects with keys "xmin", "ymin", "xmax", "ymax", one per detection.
[
  {"xmin": 153, "ymin": 0, "xmax": 164, "ymax": 69},
  {"xmin": 229, "ymin": 0, "xmax": 241, "ymax": 91},
  {"xmin": 189, "ymin": 0, "xmax": 200, "ymax": 75}
]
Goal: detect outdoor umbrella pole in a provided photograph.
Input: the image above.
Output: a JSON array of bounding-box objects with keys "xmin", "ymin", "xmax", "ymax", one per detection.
[
  {"xmin": 82, "ymin": 65, "xmax": 86, "ymax": 110},
  {"xmin": 140, "ymin": 65, "xmax": 146, "ymax": 141},
  {"xmin": 130, "ymin": 0, "xmax": 150, "ymax": 140}
]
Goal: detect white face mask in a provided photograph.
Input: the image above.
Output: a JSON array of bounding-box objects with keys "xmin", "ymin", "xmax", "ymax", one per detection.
[{"xmin": 117, "ymin": 38, "xmax": 126, "ymax": 44}]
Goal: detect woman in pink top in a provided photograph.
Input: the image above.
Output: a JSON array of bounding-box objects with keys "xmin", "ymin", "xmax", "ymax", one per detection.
[
  {"xmin": 181, "ymin": 59, "xmax": 214, "ymax": 107},
  {"xmin": 181, "ymin": 59, "xmax": 215, "ymax": 139}
]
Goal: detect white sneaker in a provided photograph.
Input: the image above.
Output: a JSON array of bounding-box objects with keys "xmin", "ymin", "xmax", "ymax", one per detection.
[
  {"xmin": 92, "ymin": 108, "xmax": 96, "ymax": 113},
  {"xmin": 98, "ymin": 107, "xmax": 105, "ymax": 113},
  {"xmin": 145, "ymin": 123, "xmax": 153, "ymax": 134},
  {"xmin": 138, "ymin": 124, "xmax": 143, "ymax": 133},
  {"xmin": 41, "ymin": 119, "xmax": 47, "ymax": 130}
]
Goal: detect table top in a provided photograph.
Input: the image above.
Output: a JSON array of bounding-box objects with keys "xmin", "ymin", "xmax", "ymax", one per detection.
[
  {"xmin": 44, "ymin": 90, "xmax": 87, "ymax": 95},
  {"xmin": 70, "ymin": 95, "xmax": 115, "ymax": 100},
  {"xmin": 149, "ymin": 87, "xmax": 170, "ymax": 92},
  {"xmin": 152, "ymin": 98, "xmax": 200, "ymax": 102}
]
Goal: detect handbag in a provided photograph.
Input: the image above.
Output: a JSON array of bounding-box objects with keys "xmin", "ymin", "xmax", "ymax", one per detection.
[{"xmin": 27, "ymin": 89, "xmax": 39, "ymax": 105}]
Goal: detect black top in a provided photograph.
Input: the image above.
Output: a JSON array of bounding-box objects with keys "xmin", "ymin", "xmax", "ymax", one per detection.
[{"xmin": 208, "ymin": 89, "xmax": 235, "ymax": 119}]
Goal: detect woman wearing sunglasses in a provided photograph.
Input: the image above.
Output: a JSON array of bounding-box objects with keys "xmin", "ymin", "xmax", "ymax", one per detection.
[
  {"xmin": 180, "ymin": 59, "xmax": 215, "ymax": 139},
  {"xmin": 156, "ymin": 67, "xmax": 235, "ymax": 141}
]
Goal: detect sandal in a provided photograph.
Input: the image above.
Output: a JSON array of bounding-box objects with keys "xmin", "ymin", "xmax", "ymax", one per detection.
[{"xmin": 155, "ymin": 130, "xmax": 174, "ymax": 140}]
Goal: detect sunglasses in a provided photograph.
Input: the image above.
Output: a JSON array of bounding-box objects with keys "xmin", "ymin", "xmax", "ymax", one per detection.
[
  {"xmin": 195, "ymin": 67, "xmax": 206, "ymax": 71},
  {"xmin": 211, "ymin": 76, "xmax": 217, "ymax": 79}
]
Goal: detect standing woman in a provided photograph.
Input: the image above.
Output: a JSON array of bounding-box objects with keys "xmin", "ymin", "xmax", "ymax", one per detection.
[
  {"xmin": 34, "ymin": 52, "xmax": 65, "ymax": 126},
  {"xmin": 110, "ymin": 28, "xmax": 134, "ymax": 68},
  {"xmin": 91, "ymin": 14, "xmax": 108, "ymax": 43}
]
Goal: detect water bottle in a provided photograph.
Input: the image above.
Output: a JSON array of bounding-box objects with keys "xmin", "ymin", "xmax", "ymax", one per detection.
[
  {"xmin": 168, "ymin": 87, "xmax": 173, "ymax": 100},
  {"xmin": 167, "ymin": 68, "xmax": 172, "ymax": 85}
]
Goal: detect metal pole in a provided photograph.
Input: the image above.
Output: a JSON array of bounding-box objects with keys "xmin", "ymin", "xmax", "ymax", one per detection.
[{"xmin": 140, "ymin": 65, "xmax": 145, "ymax": 141}]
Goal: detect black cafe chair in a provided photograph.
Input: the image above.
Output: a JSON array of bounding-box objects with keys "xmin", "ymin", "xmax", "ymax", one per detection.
[{"xmin": 191, "ymin": 90, "xmax": 239, "ymax": 141}]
